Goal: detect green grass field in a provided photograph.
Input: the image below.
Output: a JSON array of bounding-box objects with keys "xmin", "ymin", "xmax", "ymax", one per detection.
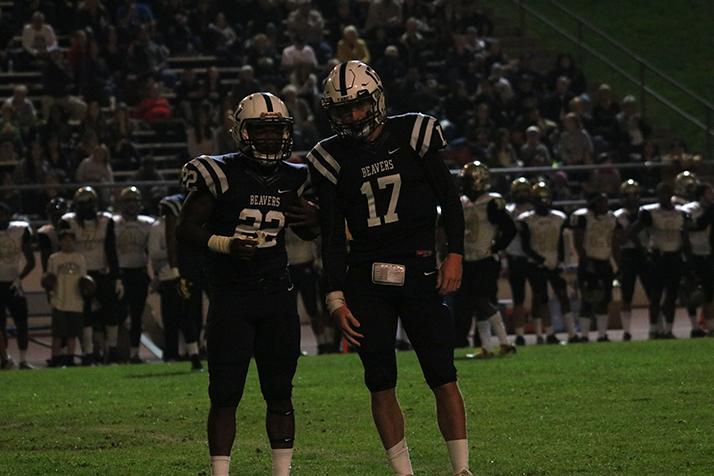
[{"xmin": 2, "ymin": 339, "xmax": 714, "ymax": 475}]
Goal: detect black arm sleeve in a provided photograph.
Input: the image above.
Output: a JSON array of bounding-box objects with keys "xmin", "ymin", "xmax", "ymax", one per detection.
[
  {"xmin": 422, "ymin": 150, "xmax": 464, "ymax": 255},
  {"xmin": 487, "ymin": 200, "xmax": 516, "ymax": 252},
  {"xmin": 311, "ymin": 165, "xmax": 348, "ymax": 293},
  {"xmin": 38, "ymin": 233, "xmax": 52, "ymax": 272},
  {"xmin": 520, "ymin": 221, "xmax": 545, "ymax": 264},
  {"xmin": 105, "ymin": 218, "xmax": 119, "ymax": 277},
  {"xmin": 557, "ymin": 222, "xmax": 566, "ymax": 263}
]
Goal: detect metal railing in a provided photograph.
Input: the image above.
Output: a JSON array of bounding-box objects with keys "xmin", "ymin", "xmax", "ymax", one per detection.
[{"xmin": 512, "ymin": 0, "xmax": 714, "ymax": 161}]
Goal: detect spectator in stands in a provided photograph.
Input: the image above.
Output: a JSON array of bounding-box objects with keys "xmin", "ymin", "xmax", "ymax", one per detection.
[
  {"xmin": 106, "ymin": 103, "xmax": 134, "ymax": 153},
  {"xmin": 286, "ymin": 0, "xmax": 331, "ymax": 62},
  {"xmin": 591, "ymin": 83, "xmax": 620, "ymax": 145},
  {"xmin": 365, "ymin": 0, "xmax": 403, "ymax": 36},
  {"xmin": 67, "ymin": 29, "xmax": 89, "ymax": 76},
  {"xmin": 115, "ymin": 0, "xmax": 155, "ymax": 37},
  {"xmin": 71, "ymin": 129, "xmax": 99, "ymax": 174},
  {"xmin": 470, "ymin": 102, "xmax": 497, "ymax": 141},
  {"xmin": 133, "ymin": 80, "xmax": 172, "ymax": 125},
  {"xmin": 442, "ymin": 79, "xmax": 473, "ymax": 133},
  {"xmin": 80, "ymin": 101, "xmax": 110, "ymax": 144},
  {"xmin": 230, "ymin": 65, "xmax": 262, "ymax": 108},
  {"xmin": 3, "ymin": 86, "xmax": 36, "ymax": 140},
  {"xmin": 214, "ymin": 98, "xmax": 234, "ymax": 155},
  {"xmin": 508, "ymin": 53, "xmax": 544, "ymax": 94},
  {"xmin": 13, "ymin": 140, "xmax": 53, "ymax": 214},
  {"xmin": 207, "ymin": 12, "xmax": 237, "ymax": 58},
  {"xmin": 336, "ymin": 25, "xmax": 370, "ymax": 64},
  {"xmin": 175, "ymin": 68, "xmax": 203, "ymax": 120},
  {"xmin": 75, "ymin": 143, "xmax": 114, "ymax": 205},
  {"xmin": 440, "ymin": 0, "xmax": 493, "ymax": 36},
  {"xmin": 463, "ymin": 25, "xmax": 486, "ymax": 54},
  {"xmin": 21, "ymin": 11, "xmax": 57, "ymax": 66},
  {"xmin": 77, "ymin": 38, "xmax": 113, "ymax": 105},
  {"xmin": 281, "ymin": 84, "xmax": 316, "ymax": 150},
  {"xmin": 584, "ymin": 152, "xmax": 621, "ymax": 195},
  {"xmin": 542, "ymin": 76, "xmax": 574, "ymax": 123},
  {"xmin": 130, "ymin": 155, "xmax": 166, "ymax": 213},
  {"xmin": 374, "ymin": 45, "xmax": 407, "ymax": 86},
  {"xmin": 520, "ymin": 125, "xmax": 552, "ymax": 166},
  {"xmin": 166, "ymin": 11, "xmax": 201, "ymax": 55},
  {"xmin": 399, "ymin": 17, "xmax": 426, "ymax": 67},
  {"xmin": 484, "ymin": 40, "xmax": 507, "ymax": 73},
  {"xmin": 615, "ymin": 95, "xmax": 651, "ymax": 158},
  {"xmin": 186, "ymin": 101, "xmax": 217, "ymax": 158},
  {"xmin": 568, "ymin": 96, "xmax": 593, "ymax": 132},
  {"xmin": 188, "ymin": 0, "xmax": 215, "ymax": 48},
  {"xmin": 41, "ymin": 46, "xmax": 87, "ymax": 121},
  {"xmin": 546, "ymin": 53, "xmax": 586, "ymax": 95},
  {"xmin": 101, "ymin": 25, "xmax": 125, "ymax": 73},
  {"xmin": 557, "ymin": 112, "xmax": 593, "ymax": 165},
  {"xmin": 0, "ymin": 104, "xmax": 23, "ymax": 152},
  {"xmin": 201, "ymin": 66, "xmax": 226, "ymax": 107},
  {"xmin": 45, "ymin": 134, "xmax": 70, "ymax": 182},
  {"xmin": 281, "ymin": 35, "xmax": 318, "ymax": 74},
  {"xmin": 126, "ymin": 26, "xmax": 170, "ymax": 80},
  {"xmin": 74, "ymin": 0, "xmax": 110, "ymax": 39},
  {"xmin": 487, "ymin": 128, "xmax": 519, "ymax": 168},
  {"xmin": 327, "ymin": 0, "xmax": 364, "ymax": 45}
]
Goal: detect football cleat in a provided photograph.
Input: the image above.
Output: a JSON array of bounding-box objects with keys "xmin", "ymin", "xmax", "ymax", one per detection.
[
  {"xmin": 191, "ymin": 354, "xmax": 204, "ymax": 372},
  {"xmin": 19, "ymin": 361, "xmax": 34, "ymax": 370},
  {"xmin": 498, "ymin": 344, "xmax": 517, "ymax": 356},
  {"xmin": 514, "ymin": 335, "xmax": 526, "ymax": 346},
  {"xmin": 466, "ymin": 348, "xmax": 493, "ymax": 360},
  {"xmin": 596, "ymin": 335, "xmax": 610, "ymax": 343},
  {"xmin": 661, "ymin": 332, "xmax": 676, "ymax": 339},
  {"xmin": 623, "ymin": 332, "xmax": 632, "ymax": 341},
  {"xmin": 690, "ymin": 328, "xmax": 706, "ymax": 338},
  {"xmin": 545, "ymin": 334, "xmax": 561, "ymax": 345},
  {"xmin": 568, "ymin": 335, "xmax": 581, "ymax": 344},
  {"xmin": 129, "ymin": 355, "xmax": 145, "ymax": 365},
  {"xmin": 1, "ymin": 356, "xmax": 15, "ymax": 370},
  {"xmin": 579, "ymin": 335, "xmax": 590, "ymax": 343},
  {"xmin": 536, "ymin": 335, "xmax": 545, "ymax": 345}
]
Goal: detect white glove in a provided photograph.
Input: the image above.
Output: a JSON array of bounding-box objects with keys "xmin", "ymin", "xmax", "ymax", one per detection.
[{"xmin": 115, "ymin": 279, "xmax": 125, "ymax": 300}]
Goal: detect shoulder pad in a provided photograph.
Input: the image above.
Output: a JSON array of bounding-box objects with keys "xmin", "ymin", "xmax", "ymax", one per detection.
[
  {"xmin": 552, "ymin": 210, "xmax": 568, "ymax": 220},
  {"xmin": 182, "ymin": 155, "xmax": 229, "ymax": 197}
]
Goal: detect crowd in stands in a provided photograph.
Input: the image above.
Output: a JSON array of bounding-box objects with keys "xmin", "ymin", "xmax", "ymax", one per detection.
[{"xmin": 0, "ymin": 0, "xmax": 704, "ymax": 219}]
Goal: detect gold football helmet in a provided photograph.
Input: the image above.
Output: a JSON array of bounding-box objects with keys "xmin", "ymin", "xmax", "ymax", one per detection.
[{"xmin": 460, "ymin": 161, "xmax": 491, "ymax": 193}]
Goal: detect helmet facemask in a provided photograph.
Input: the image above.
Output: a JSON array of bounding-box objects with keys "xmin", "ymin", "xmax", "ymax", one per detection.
[
  {"xmin": 324, "ymin": 91, "xmax": 385, "ymax": 140},
  {"xmin": 232, "ymin": 115, "xmax": 293, "ymax": 167}
]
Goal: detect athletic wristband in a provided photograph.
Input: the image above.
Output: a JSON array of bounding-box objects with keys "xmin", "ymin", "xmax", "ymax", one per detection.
[
  {"xmin": 326, "ymin": 291, "xmax": 346, "ymax": 314},
  {"xmin": 166, "ymin": 267, "xmax": 180, "ymax": 280},
  {"xmin": 207, "ymin": 235, "xmax": 233, "ymax": 254}
]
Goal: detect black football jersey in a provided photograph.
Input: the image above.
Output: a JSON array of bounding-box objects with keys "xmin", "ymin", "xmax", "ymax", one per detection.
[
  {"xmin": 181, "ymin": 153, "xmax": 310, "ymax": 285},
  {"xmin": 307, "ymin": 113, "xmax": 464, "ymax": 291}
]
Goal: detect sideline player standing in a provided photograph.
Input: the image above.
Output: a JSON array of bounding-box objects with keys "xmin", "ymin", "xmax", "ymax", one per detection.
[
  {"xmin": 0, "ymin": 203, "xmax": 35, "ymax": 368},
  {"xmin": 114, "ymin": 186, "xmax": 155, "ymax": 362},
  {"xmin": 308, "ymin": 61, "xmax": 471, "ymax": 476},
  {"xmin": 454, "ymin": 161, "xmax": 516, "ymax": 358},
  {"xmin": 177, "ymin": 92, "xmax": 317, "ymax": 476}
]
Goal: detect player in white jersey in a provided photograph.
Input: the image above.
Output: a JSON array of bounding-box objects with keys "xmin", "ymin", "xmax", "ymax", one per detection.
[
  {"xmin": 148, "ymin": 197, "xmax": 202, "ymax": 371},
  {"xmin": 571, "ymin": 193, "xmax": 622, "ymax": 342},
  {"xmin": 679, "ymin": 183, "xmax": 714, "ymax": 337},
  {"xmin": 613, "ymin": 180, "xmax": 651, "ymax": 340},
  {"xmin": 517, "ymin": 181, "xmax": 570, "ymax": 344},
  {"xmin": 59, "ymin": 186, "xmax": 123, "ymax": 364},
  {"xmin": 114, "ymin": 186, "xmax": 156, "ymax": 363},
  {"xmin": 505, "ymin": 177, "xmax": 535, "ymax": 346},
  {"xmin": 0, "ymin": 203, "xmax": 35, "ymax": 368},
  {"xmin": 627, "ymin": 182, "xmax": 690, "ymax": 338},
  {"xmin": 453, "ymin": 162, "xmax": 517, "ymax": 358},
  {"xmin": 38, "ymin": 197, "xmax": 68, "ymax": 272},
  {"xmin": 672, "ymin": 170, "xmax": 698, "ymax": 206}
]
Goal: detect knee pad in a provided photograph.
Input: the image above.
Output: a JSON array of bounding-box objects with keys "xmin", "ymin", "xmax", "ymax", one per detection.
[{"xmin": 359, "ymin": 351, "xmax": 397, "ymax": 393}]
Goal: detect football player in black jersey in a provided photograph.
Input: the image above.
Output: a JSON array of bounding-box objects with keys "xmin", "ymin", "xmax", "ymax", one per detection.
[
  {"xmin": 177, "ymin": 92, "xmax": 317, "ymax": 476},
  {"xmin": 308, "ymin": 61, "xmax": 471, "ymax": 476}
]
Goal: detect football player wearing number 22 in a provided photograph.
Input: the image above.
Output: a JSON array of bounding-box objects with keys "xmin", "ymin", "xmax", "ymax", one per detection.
[
  {"xmin": 177, "ymin": 92, "xmax": 318, "ymax": 476},
  {"xmin": 308, "ymin": 61, "xmax": 472, "ymax": 476}
]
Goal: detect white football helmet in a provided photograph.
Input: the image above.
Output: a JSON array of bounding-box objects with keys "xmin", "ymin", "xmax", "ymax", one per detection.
[
  {"xmin": 230, "ymin": 92, "xmax": 294, "ymax": 166},
  {"xmin": 321, "ymin": 60, "xmax": 386, "ymax": 139}
]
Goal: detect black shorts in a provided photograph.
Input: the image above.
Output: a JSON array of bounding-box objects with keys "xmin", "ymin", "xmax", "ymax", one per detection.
[
  {"xmin": 507, "ymin": 256, "xmax": 530, "ymax": 305},
  {"xmin": 206, "ymin": 284, "xmax": 300, "ymax": 407},
  {"xmin": 461, "ymin": 256, "xmax": 500, "ymax": 300},
  {"xmin": 690, "ymin": 255, "xmax": 714, "ymax": 301},
  {"xmin": 345, "ymin": 259, "xmax": 456, "ymax": 392},
  {"xmin": 577, "ymin": 259, "xmax": 614, "ymax": 316},
  {"xmin": 620, "ymin": 248, "xmax": 651, "ymax": 303},
  {"xmin": 52, "ymin": 309, "xmax": 83, "ymax": 338}
]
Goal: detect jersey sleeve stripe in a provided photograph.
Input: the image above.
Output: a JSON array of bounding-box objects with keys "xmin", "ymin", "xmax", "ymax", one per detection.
[
  {"xmin": 314, "ymin": 143, "xmax": 340, "ymax": 174},
  {"xmin": 306, "ymin": 152, "xmax": 338, "ymax": 185},
  {"xmin": 419, "ymin": 116, "xmax": 437, "ymax": 158},
  {"xmin": 160, "ymin": 199, "xmax": 181, "ymax": 217},
  {"xmin": 298, "ymin": 168, "xmax": 311, "ymax": 197},
  {"xmin": 201, "ymin": 157, "xmax": 229, "ymax": 194},
  {"xmin": 191, "ymin": 159, "xmax": 217, "ymax": 196},
  {"xmin": 410, "ymin": 113, "xmax": 425, "ymax": 152}
]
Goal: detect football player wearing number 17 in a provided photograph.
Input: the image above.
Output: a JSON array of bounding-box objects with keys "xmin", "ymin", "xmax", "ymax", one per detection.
[
  {"xmin": 308, "ymin": 61, "xmax": 472, "ymax": 476},
  {"xmin": 177, "ymin": 92, "xmax": 319, "ymax": 476}
]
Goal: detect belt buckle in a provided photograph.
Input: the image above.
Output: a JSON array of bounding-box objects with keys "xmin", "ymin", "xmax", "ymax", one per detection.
[{"xmin": 371, "ymin": 262, "xmax": 406, "ymax": 286}]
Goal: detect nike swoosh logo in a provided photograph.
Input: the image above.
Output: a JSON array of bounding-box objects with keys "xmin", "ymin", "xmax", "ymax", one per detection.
[
  {"xmin": 278, "ymin": 189, "xmax": 293, "ymax": 194},
  {"xmin": 424, "ymin": 271, "xmax": 437, "ymax": 276},
  {"xmin": 388, "ymin": 148, "xmax": 400, "ymax": 155}
]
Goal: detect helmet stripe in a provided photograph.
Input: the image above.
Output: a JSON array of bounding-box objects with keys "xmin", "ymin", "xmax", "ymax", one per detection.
[
  {"xmin": 338, "ymin": 62, "xmax": 348, "ymax": 96},
  {"xmin": 261, "ymin": 93, "xmax": 274, "ymax": 112}
]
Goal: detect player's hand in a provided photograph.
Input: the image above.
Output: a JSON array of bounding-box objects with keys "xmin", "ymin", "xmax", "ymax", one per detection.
[
  {"xmin": 437, "ymin": 253, "xmax": 462, "ymax": 296},
  {"xmin": 115, "ymin": 279, "xmax": 125, "ymax": 299},
  {"xmin": 229, "ymin": 236, "xmax": 259, "ymax": 259},
  {"xmin": 10, "ymin": 278, "xmax": 23, "ymax": 296},
  {"xmin": 332, "ymin": 305, "xmax": 363, "ymax": 347},
  {"xmin": 177, "ymin": 277, "xmax": 192, "ymax": 300},
  {"xmin": 285, "ymin": 198, "xmax": 319, "ymax": 228}
]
